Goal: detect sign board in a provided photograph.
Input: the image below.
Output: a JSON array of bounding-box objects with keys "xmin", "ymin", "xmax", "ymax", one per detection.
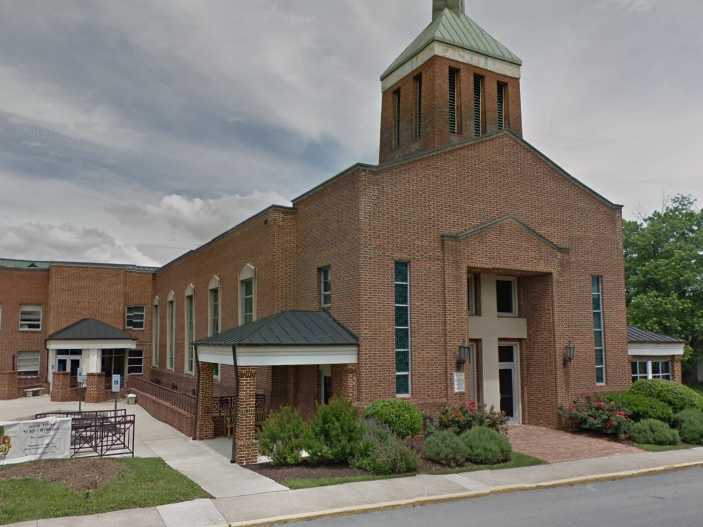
[
  {"xmin": 453, "ymin": 371, "xmax": 466, "ymax": 393},
  {"xmin": 0, "ymin": 418, "xmax": 71, "ymax": 466},
  {"xmin": 111, "ymin": 374, "xmax": 121, "ymax": 393}
]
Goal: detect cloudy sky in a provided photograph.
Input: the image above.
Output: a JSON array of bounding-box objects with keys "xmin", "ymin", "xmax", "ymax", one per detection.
[{"xmin": 0, "ymin": 0, "xmax": 700, "ymax": 266}]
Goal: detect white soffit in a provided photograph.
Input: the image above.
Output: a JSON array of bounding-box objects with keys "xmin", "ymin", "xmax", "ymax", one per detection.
[
  {"xmin": 47, "ymin": 339, "xmax": 137, "ymax": 350},
  {"xmin": 198, "ymin": 345, "xmax": 358, "ymax": 367},
  {"xmin": 382, "ymin": 41, "xmax": 521, "ymax": 91},
  {"xmin": 628, "ymin": 343, "xmax": 685, "ymax": 357}
]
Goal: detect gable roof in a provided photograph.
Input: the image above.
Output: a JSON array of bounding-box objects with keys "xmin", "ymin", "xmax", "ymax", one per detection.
[
  {"xmin": 194, "ymin": 310, "xmax": 358, "ymax": 347},
  {"xmin": 443, "ymin": 215, "xmax": 569, "ymax": 253},
  {"xmin": 628, "ymin": 326, "xmax": 686, "ymax": 345},
  {"xmin": 48, "ymin": 319, "xmax": 135, "ymax": 341},
  {"xmin": 382, "ymin": 8, "xmax": 522, "ymax": 81}
]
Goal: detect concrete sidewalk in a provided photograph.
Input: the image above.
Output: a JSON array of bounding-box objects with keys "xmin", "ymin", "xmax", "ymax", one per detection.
[{"xmin": 10, "ymin": 446, "xmax": 703, "ymax": 527}]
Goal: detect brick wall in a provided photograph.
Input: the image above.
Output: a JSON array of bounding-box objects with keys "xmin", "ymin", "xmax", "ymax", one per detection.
[
  {"xmin": 132, "ymin": 388, "xmax": 194, "ymax": 437},
  {"xmin": 0, "ymin": 371, "xmax": 18, "ymax": 399},
  {"xmin": 380, "ymin": 55, "xmax": 522, "ymax": 164}
]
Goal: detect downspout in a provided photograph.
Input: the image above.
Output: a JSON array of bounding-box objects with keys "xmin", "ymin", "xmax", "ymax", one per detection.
[
  {"xmin": 230, "ymin": 345, "xmax": 239, "ymax": 464},
  {"xmin": 192, "ymin": 344, "xmax": 200, "ymax": 440}
]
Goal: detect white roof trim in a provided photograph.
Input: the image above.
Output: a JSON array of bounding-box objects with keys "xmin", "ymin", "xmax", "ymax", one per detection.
[
  {"xmin": 382, "ymin": 41, "xmax": 521, "ymax": 92},
  {"xmin": 628, "ymin": 342, "xmax": 685, "ymax": 357},
  {"xmin": 198, "ymin": 345, "xmax": 358, "ymax": 367},
  {"xmin": 47, "ymin": 339, "xmax": 137, "ymax": 350}
]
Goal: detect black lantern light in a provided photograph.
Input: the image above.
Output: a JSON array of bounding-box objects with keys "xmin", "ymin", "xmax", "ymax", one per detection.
[{"xmin": 564, "ymin": 340, "xmax": 576, "ymax": 365}]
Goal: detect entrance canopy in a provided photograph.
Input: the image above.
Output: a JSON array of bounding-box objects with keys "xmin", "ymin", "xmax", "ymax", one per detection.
[
  {"xmin": 46, "ymin": 319, "xmax": 136, "ymax": 350},
  {"xmin": 195, "ymin": 310, "xmax": 358, "ymax": 367}
]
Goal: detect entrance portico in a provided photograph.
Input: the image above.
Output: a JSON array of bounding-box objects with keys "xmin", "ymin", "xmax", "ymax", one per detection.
[
  {"xmin": 194, "ymin": 310, "xmax": 359, "ymax": 465},
  {"xmin": 46, "ymin": 319, "xmax": 137, "ymax": 402}
]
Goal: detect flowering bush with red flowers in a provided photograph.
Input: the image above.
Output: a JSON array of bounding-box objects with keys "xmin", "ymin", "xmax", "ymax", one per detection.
[
  {"xmin": 431, "ymin": 401, "xmax": 508, "ymax": 436},
  {"xmin": 559, "ymin": 398, "xmax": 631, "ymax": 439}
]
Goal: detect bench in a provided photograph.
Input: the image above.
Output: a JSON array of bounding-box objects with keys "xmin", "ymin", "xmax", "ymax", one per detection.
[{"xmin": 24, "ymin": 387, "xmax": 42, "ymax": 397}]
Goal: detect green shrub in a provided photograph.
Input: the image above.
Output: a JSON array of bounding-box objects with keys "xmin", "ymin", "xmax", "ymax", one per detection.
[
  {"xmin": 460, "ymin": 426, "xmax": 512, "ymax": 465},
  {"xmin": 364, "ymin": 399, "xmax": 423, "ymax": 439},
  {"xmin": 352, "ymin": 420, "xmax": 417, "ymax": 475},
  {"xmin": 306, "ymin": 398, "xmax": 364, "ymax": 464},
  {"xmin": 424, "ymin": 431, "xmax": 469, "ymax": 467},
  {"xmin": 559, "ymin": 398, "xmax": 630, "ymax": 438},
  {"xmin": 605, "ymin": 392, "xmax": 674, "ymax": 424},
  {"xmin": 628, "ymin": 419, "xmax": 680, "ymax": 446},
  {"xmin": 433, "ymin": 402, "xmax": 508, "ymax": 435},
  {"xmin": 674, "ymin": 408, "xmax": 703, "ymax": 445},
  {"xmin": 259, "ymin": 406, "xmax": 308, "ymax": 465},
  {"xmin": 630, "ymin": 380, "xmax": 703, "ymax": 413}
]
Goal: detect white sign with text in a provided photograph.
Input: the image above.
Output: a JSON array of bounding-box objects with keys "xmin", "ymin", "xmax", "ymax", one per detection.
[{"xmin": 0, "ymin": 418, "xmax": 71, "ymax": 466}]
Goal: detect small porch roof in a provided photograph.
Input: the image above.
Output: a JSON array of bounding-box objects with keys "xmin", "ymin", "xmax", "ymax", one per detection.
[
  {"xmin": 46, "ymin": 318, "xmax": 137, "ymax": 350},
  {"xmin": 628, "ymin": 326, "xmax": 686, "ymax": 357},
  {"xmin": 195, "ymin": 310, "xmax": 358, "ymax": 367}
]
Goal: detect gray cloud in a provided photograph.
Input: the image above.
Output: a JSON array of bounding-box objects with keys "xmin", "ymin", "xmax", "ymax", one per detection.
[{"xmin": 0, "ymin": 0, "xmax": 700, "ymax": 265}]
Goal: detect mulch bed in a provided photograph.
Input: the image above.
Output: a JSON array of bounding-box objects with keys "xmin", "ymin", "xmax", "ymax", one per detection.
[
  {"xmin": 248, "ymin": 462, "xmax": 369, "ymax": 483},
  {"xmin": 0, "ymin": 458, "xmax": 124, "ymax": 491}
]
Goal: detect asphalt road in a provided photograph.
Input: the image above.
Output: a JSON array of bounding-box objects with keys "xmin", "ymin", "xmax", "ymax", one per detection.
[{"xmin": 282, "ymin": 468, "xmax": 703, "ymax": 527}]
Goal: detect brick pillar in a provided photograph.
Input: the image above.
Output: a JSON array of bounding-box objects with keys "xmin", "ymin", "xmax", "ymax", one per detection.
[
  {"xmin": 0, "ymin": 371, "xmax": 18, "ymax": 400},
  {"xmin": 85, "ymin": 373, "xmax": 109, "ymax": 403},
  {"xmin": 196, "ymin": 362, "xmax": 216, "ymax": 440},
  {"xmin": 332, "ymin": 364, "xmax": 357, "ymax": 402},
  {"xmin": 673, "ymin": 357, "xmax": 683, "ymax": 384},
  {"xmin": 51, "ymin": 372, "xmax": 74, "ymax": 402},
  {"xmin": 235, "ymin": 367, "xmax": 258, "ymax": 465}
]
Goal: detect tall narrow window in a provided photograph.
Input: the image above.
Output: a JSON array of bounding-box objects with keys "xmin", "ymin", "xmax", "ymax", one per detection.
[
  {"xmin": 320, "ymin": 267, "xmax": 332, "ymax": 308},
  {"xmin": 209, "ymin": 288, "xmax": 220, "ymax": 336},
  {"xmin": 414, "ymin": 75, "xmax": 422, "ymax": 140},
  {"xmin": 394, "ymin": 262, "xmax": 411, "ymax": 396},
  {"xmin": 392, "ymin": 89, "xmax": 401, "ymax": 150},
  {"xmin": 185, "ymin": 289, "xmax": 195, "ymax": 375},
  {"xmin": 497, "ymin": 82, "xmax": 507, "ymax": 130},
  {"xmin": 473, "ymin": 74, "xmax": 484, "ymax": 137},
  {"xmin": 152, "ymin": 301, "xmax": 160, "ymax": 368},
  {"xmin": 241, "ymin": 279, "xmax": 254, "ymax": 324},
  {"xmin": 166, "ymin": 296, "xmax": 175, "ymax": 371},
  {"xmin": 448, "ymin": 68, "xmax": 461, "ymax": 134},
  {"xmin": 468, "ymin": 272, "xmax": 479, "ymax": 316},
  {"xmin": 592, "ymin": 276, "xmax": 606, "ymax": 385}
]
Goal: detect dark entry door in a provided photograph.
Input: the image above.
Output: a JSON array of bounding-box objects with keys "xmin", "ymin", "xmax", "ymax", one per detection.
[
  {"xmin": 101, "ymin": 350, "xmax": 126, "ymax": 379},
  {"xmin": 499, "ymin": 368, "xmax": 515, "ymax": 418}
]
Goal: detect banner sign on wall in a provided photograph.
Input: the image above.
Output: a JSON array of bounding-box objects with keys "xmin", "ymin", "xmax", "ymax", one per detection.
[{"xmin": 0, "ymin": 418, "xmax": 71, "ymax": 466}]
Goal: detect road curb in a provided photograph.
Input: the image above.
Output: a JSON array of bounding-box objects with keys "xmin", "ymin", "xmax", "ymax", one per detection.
[{"xmin": 227, "ymin": 460, "xmax": 703, "ymax": 526}]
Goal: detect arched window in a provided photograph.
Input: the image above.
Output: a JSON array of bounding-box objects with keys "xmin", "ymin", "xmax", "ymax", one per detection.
[
  {"xmin": 184, "ymin": 284, "xmax": 195, "ymax": 375},
  {"xmin": 152, "ymin": 296, "xmax": 160, "ymax": 368},
  {"xmin": 166, "ymin": 291, "xmax": 176, "ymax": 371},
  {"xmin": 208, "ymin": 276, "xmax": 221, "ymax": 381},
  {"xmin": 239, "ymin": 264, "xmax": 256, "ymax": 325}
]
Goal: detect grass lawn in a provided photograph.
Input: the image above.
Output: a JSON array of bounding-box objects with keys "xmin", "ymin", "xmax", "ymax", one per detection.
[
  {"xmin": 0, "ymin": 458, "xmax": 208, "ymax": 525},
  {"xmin": 635, "ymin": 443, "xmax": 697, "ymax": 453},
  {"xmin": 281, "ymin": 453, "xmax": 546, "ymax": 490}
]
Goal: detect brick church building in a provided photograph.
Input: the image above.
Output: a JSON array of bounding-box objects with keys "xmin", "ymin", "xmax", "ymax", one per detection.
[{"xmin": 0, "ymin": 0, "xmax": 684, "ymax": 463}]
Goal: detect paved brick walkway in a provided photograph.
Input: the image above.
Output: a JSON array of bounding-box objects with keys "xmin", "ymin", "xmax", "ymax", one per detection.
[{"xmin": 508, "ymin": 425, "xmax": 641, "ymax": 463}]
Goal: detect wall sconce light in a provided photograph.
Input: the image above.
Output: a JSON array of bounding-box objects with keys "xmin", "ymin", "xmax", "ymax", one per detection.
[{"xmin": 564, "ymin": 340, "xmax": 576, "ymax": 366}]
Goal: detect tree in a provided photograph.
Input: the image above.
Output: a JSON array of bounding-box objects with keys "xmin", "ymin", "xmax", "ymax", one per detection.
[{"xmin": 624, "ymin": 195, "xmax": 703, "ymax": 378}]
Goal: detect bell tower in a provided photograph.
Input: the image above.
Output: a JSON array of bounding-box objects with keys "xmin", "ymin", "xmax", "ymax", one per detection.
[{"xmin": 379, "ymin": 1, "xmax": 523, "ymax": 163}]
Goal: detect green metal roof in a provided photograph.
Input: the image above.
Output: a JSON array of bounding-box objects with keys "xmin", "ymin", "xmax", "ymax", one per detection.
[{"xmin": 381, "ymin": 8, "xmax": 522, "ymax": 81}]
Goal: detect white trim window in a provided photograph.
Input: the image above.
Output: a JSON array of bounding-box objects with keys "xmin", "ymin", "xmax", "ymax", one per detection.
[
  {"xmin": 395, "ymin": 261, "xmax": 411, "ymax": 396},
  {"xmin": 238, "ymin": 264, "xmax": 257, "ymax": 326},
  {"xmin": 128, "ymin": 350, "xmax": 144, "ymax": 375},
  {"xmin": 126, "ymin": 305, "xmax": 145, "ymax": 330},
  {"xmin": 496, "ymin": 277, "xmax": 518, "ymax": 316},
  {"xmin": 152, "ymin": 299, "xmax": 160, "ymax": 368},
  {"xmin": 592, "ymin": 276, "xmax": 606, "ymax": 385},
  {"xmin": 17, "ymin": 351, "xmax": 40, "ymax": 377},
  {"xmin": 166, "ymin": 292, "xmax": 175, "ymax": 371},
  {"xmin": 467, "ymin": 272, "xmax": 479, "ymax": 316},
  {"xmin": 185, "ymin": 287, "xmax": 195, "ymax": 375},
  {"xmin": 320, "ymin": 267, "xmax": 332, "ymax": 309},
  {"xmin": 632, "ymin": 360, "xmax": 672, "ymax": 382},
  {"xmin": 208, "ymin": 277, "xmax": 221, "ymax": 381},
  {"xmin": 19, "ymin": 305, "xmax": 42, "ymax": 331}
]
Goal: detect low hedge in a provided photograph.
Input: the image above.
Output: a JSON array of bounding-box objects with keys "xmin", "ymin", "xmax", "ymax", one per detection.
[
  {"xmin": 628, "ymin": 419, "xmax": 680, "ymax": 446},
  {"xmin": 674, "ymin": 409, "xmax": 703, "ymax": 445},
  {"xmin": 630, "ymin": 380, "xmax": 703, "ymax": 413},
  {"xmin": 605, "ymin": 392, "xmax": 674, "ymax": 424},
  {"xmin": 352, "ymin": 420, "xmax": 417, "ymax": 475},
  {"xmin": 424, "ymin": 430, "xmax": 469, "ymax": 467},
  {"xmin": 460, "ymin": 426, "xmax": 512, "ymax": 465},
  {"xmin": 259, "ymin": 406, "xmax": 308, "ymax": 466},
  {"xmin": 306, "ymin": 398, "xmax": 364, "ymax": 465},
  {"xmin": 364, "ymin": 399, "xmax": 423, "ymax": 439}
]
